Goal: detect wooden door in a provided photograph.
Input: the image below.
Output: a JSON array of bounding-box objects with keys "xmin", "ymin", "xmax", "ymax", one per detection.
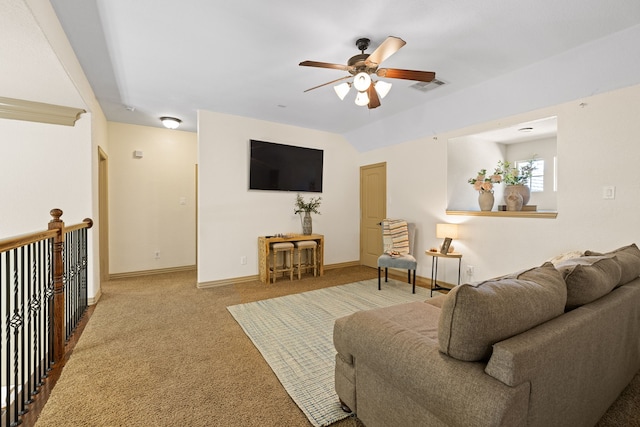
[{"xmin": 360, "ymin": 162, "xmax": 386, "ymax": 268}]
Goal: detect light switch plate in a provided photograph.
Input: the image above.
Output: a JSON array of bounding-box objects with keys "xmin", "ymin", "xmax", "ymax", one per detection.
[{"xmin": 603, "ymin": 186, "xmax": 615, "ymax": 199}]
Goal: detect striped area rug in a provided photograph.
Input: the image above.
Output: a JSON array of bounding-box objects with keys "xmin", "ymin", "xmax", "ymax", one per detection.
[{"xmin": 227, "ymin": 278, "xmax": 433, "ymax": 427}]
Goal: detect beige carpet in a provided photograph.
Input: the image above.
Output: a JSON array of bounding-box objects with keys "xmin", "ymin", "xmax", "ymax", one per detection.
[{"xmin": 34, "ymin": 266, "xmax": 639, "ymax": 426}]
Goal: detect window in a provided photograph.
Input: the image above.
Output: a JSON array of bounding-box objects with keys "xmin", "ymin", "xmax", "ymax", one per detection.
[{"xmin": 516, "ymin": 159, "xmax": 544, "ymax": 192}]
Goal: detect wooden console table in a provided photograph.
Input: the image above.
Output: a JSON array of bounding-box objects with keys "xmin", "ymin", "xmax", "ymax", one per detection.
[{"xmin": 258, "ymin": 234, "xmax": 324, "ymax": 283}]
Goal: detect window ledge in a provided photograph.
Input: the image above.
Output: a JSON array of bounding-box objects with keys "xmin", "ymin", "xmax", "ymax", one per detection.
[{"xmin": 446, "ymin": 210, "xmax": 558, "ymax": 219}]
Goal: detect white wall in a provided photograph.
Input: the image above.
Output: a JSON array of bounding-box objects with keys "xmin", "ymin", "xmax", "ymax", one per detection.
[
  {"xmin": 108, "ymin": 122, "xmax": 197, "ymax": 274},
  {"xmin": 197, "ymin": 111, "xmax": 360, "ymax": 284},
  {"xmin": 447, "ymin": 138, "xmax": 505, "ymax": 211},
  {"xmin": 359, "ymin": 84, "xmax": 640, "ymax": 285},
  {"xmin": 505, "ymin": 137, "xmax": 557, "ymax": 210},
  {"xmin": 1, "ymin": 0, "xmax": 105, "ymax": 299}
]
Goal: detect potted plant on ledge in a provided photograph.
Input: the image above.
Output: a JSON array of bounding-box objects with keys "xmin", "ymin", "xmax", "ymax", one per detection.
[
  {"xmin": 294, "ymin": 193, "xmax": 321, "ymax": 235},
  {"xmin": 495, "ymin": 157, "xmax": 537, "ymax": 210}
]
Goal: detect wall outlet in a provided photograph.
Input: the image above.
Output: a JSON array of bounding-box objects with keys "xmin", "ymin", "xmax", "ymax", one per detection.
[
  {"xmin": 466, "ymin": 265, "xmax": 475, "ymax": 276},
  {"xmin": 240, "ymin": 256, "xmax": 247, "ymax": 265},
  {"xmin": 154, "ymin": 250, "xmax": 160, "ymax": 259}
]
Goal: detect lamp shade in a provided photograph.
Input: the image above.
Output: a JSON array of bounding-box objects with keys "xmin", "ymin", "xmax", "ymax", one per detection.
[
  {"xmin": 354, "ymin": 91, "xmax": 369, "ymax": 106},
  {"xmin": 333, "ymin": 82, "xmax": 351, "ymax": 100},
  {"xmin": 160, "ymin": 116, "xmax": 181, "ymax": 129},
  {"xmin": 436, "ymin": 223, "xmax": 459, "ymax": 239},
  {"xmin": 374, "ymin": 80, "xmax": 392, "ymax": 99}
]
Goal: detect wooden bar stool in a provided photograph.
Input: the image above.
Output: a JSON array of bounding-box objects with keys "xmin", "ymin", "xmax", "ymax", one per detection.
[
  {"xmin": 269, "ymin": 242, "xmax": 294, "ymax": 283},
  {"xmin": 295, "ymin": 240, "xmax": 317, "ymax": 279}
]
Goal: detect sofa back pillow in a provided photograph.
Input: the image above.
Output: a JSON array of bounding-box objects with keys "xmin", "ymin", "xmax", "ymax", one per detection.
[
  {"xmin": 438, "ymin": 263, "xmax": 567, "ymax": 362},
  {"xmin": 584, "ymin": 243, "xmax": 640, "ymax": 286},
  {"xmin": 555, "ymin": 255, "xmax": 622, "ymax": 310}
]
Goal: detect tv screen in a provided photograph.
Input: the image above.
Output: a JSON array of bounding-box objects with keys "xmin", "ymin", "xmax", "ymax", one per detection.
[{"xmin": 249, "ymin": 140, "xmax": 323, "ymax": 192}]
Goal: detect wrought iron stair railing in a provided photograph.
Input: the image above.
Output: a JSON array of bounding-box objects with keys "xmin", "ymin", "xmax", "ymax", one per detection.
[{"xmin": 0, "ymin": 209, "xmax": 92, "ymax": 427}]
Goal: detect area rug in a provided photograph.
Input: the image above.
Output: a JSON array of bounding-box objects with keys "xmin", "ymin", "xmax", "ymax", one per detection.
[{"xmin": 227, "ymin": 278, "xmax": 433, "ymax": 427}]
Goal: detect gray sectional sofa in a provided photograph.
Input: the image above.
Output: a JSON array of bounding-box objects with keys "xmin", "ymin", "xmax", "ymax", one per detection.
[{"xmin": 333, "ymin": 244, "xmax": 640, "ymax": 426}]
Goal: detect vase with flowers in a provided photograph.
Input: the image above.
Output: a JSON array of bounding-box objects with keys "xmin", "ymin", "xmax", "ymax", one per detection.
[
  {"xmin": 468, "ymin": 169, "xmax": 501, "ymax": 211},
  {"xmin": 495, "ymin": 157, "xmax": 537, "ymax": 208},
  {"xmin": 294, "ymin": 193, "xmax": 322, "ymax": 235}
]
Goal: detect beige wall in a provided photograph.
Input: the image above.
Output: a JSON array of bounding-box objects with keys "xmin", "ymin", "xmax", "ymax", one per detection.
[
  {"xmin": 8, "ymin": 0, "xmax": 640, "ymax": 291},
  {"xmin": 1, "ymin": 0, "xmax": 106, "ymax": 299},
  {"xmin": 359, "ymin": 84, "xmax": 640, "ymax": 284},
  {"xmin": 107, "ymin": 122, "xmax": 197, "ymax": 274},
  {"xmin": 197, "ymin": 111, "xmax": 360, "ymax": 285}
]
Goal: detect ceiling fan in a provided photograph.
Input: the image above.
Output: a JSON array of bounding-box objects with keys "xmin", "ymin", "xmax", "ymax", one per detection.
[{"xmin": 299, "ymin": 36, "xmax": 436, "ymax": 109}]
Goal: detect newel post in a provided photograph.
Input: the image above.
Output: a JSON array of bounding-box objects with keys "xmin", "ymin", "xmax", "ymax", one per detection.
[{"xmin": 48, "ymin": 208, "xmax": 65, "ymax": 363}]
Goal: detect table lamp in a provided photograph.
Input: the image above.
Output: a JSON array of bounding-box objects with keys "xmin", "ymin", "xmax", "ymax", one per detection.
[{"xmin": 436, "ymin": 223, "xmax": 459, "ymax": 254}]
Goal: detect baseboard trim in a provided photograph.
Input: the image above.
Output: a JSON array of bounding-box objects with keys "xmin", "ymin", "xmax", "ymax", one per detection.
[
  {"xmin": 109, "ymin": 265, "xmax": 197, "ymax": 280},
  {"xmin": 109, "ymin": 262, "xmax": 456, "ymax": 291},
  {"xmin": 197, "ymin": 261, "xmax": 362, "ymax": 289},
  {"xmin": 324, "ymin": 261, "xmax": 361, "ymax": 270},
  {"xmin": 88, "ymin": 288, "xmax": 102, "ymax": 306},
  {"xmin": 197, "ymin": 274, "xmax": 260, "ymax": 289}
]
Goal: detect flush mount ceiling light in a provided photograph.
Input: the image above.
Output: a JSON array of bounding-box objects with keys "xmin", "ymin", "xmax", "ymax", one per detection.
[{"xmin": 160, "ymin": 116, "xmax": 181, "ymax": 129}]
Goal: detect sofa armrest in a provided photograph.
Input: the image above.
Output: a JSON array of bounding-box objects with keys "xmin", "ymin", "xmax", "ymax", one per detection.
[
  {"xmin": 340, "ymin": 308, "xmax": 530, "ymax": 426},
  {"xmin": 486, "ymin": 281, "xmax": 640, "ymax": 427}
]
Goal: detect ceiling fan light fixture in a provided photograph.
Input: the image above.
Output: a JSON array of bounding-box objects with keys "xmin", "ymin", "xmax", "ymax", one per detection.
[
  {"xmin": 353, "ymin": 72, "xmax": 372, "ymax": 92},
  {"xmin": 354, "ymin": 91, "xmax": 370, "ymax": 106},
  {"xmin": 374, "ymin": 80, "xmax": 392, "ymax": 99},
  {"xmin": 333, "ymin": 82, "xmax": 351, "ymax": 100},
  {"xmin": 160, "ymin": 116, "xmax": 182, "ymax": 129}
]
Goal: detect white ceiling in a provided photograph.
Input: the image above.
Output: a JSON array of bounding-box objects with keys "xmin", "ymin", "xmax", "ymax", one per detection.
[{"xmin": 50, "ymin": 1, "xmax": 640, "ymax": 149}]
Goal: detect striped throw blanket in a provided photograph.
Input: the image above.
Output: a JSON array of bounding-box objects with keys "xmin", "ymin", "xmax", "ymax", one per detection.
[{"xmin": 382, "ymin": 219, "xmax": 410, "ymax": 255}]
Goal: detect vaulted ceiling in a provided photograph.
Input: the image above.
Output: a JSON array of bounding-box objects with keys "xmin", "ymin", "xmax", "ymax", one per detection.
[{"xmin": 50, "ymin": 1, "xmax": 640, "ymax": 150}]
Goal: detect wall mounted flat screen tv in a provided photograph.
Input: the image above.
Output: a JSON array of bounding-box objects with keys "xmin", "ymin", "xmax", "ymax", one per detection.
[{"xmin": 249, "ymin": 139, "xmax": 323, "ymax": 193}]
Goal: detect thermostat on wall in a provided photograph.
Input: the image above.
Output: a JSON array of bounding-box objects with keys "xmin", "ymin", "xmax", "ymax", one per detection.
[{"xmin": 133, "ymin": 150, "xmax": 143, "ymax": 158}]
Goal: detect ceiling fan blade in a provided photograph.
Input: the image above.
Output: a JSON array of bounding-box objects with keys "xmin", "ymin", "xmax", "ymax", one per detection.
[
  {"xmin": 299, "ymin": 60, "xmax": 350, "ymax": 71},
  {"xmin": 365, "ymin": 36, "xmax": 406, "ymax": 67},
  {"xmin": 367, "ymin": 84, "xmax": 381, "ymax": 109},
  {"xmin": 303, "ymin": 75, "xmax": 351, "ymax": 92},
  {"xmin": 376, "ymin": 68, "xmax": 435, "ymax": 82}
]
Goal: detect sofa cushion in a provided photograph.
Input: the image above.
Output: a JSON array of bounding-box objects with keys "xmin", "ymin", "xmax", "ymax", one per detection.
[
  {"xmin": 555, "ymin": 255, "xmax": 622, "ymax": 309},
  {"xmin": 438, "ymin": 263, "xmax": 567, "ymax": 362},
  {"xmin": 584, "ymin": 243, "xmax": 640, "ymax": 286}
]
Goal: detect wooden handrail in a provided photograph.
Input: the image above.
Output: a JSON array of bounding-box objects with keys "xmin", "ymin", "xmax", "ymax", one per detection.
[
  {"xmin": 0, "ymin": 229, "xmax": 58, "ymax": 252},
  {"xmin": 0, "ymin": 213, "xmax": 93, "ymax": 254},
  {"xmin": 64, "ymin": 217, "xmax": 94, "ymax": 233}
]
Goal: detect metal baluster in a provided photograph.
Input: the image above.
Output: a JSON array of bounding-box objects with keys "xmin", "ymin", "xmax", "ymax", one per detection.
[
  {"xmin": 81, "ymin": 228, "xmax": 88, "ymax": 316},
  {"xmin": 2, "ymin": 250, "xmax": 7, "ymax": 424},
  {"xmin": 24, "ymin": 244, "xmax": 34, "ymax": 407},
  {"xmin": 19, "ymin": 246, "xmax": 29, "ymax": 414},
  {"xmin": 38, "ymin": 241, "xmax": 47, "ymax": 386},
  {"xmin": 46, "ymin": 239, "xmax": 54, "ymax": 372},
  {"xmin": 11, "ymin": 248, "xmax": 21, "ymax": 423}
]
